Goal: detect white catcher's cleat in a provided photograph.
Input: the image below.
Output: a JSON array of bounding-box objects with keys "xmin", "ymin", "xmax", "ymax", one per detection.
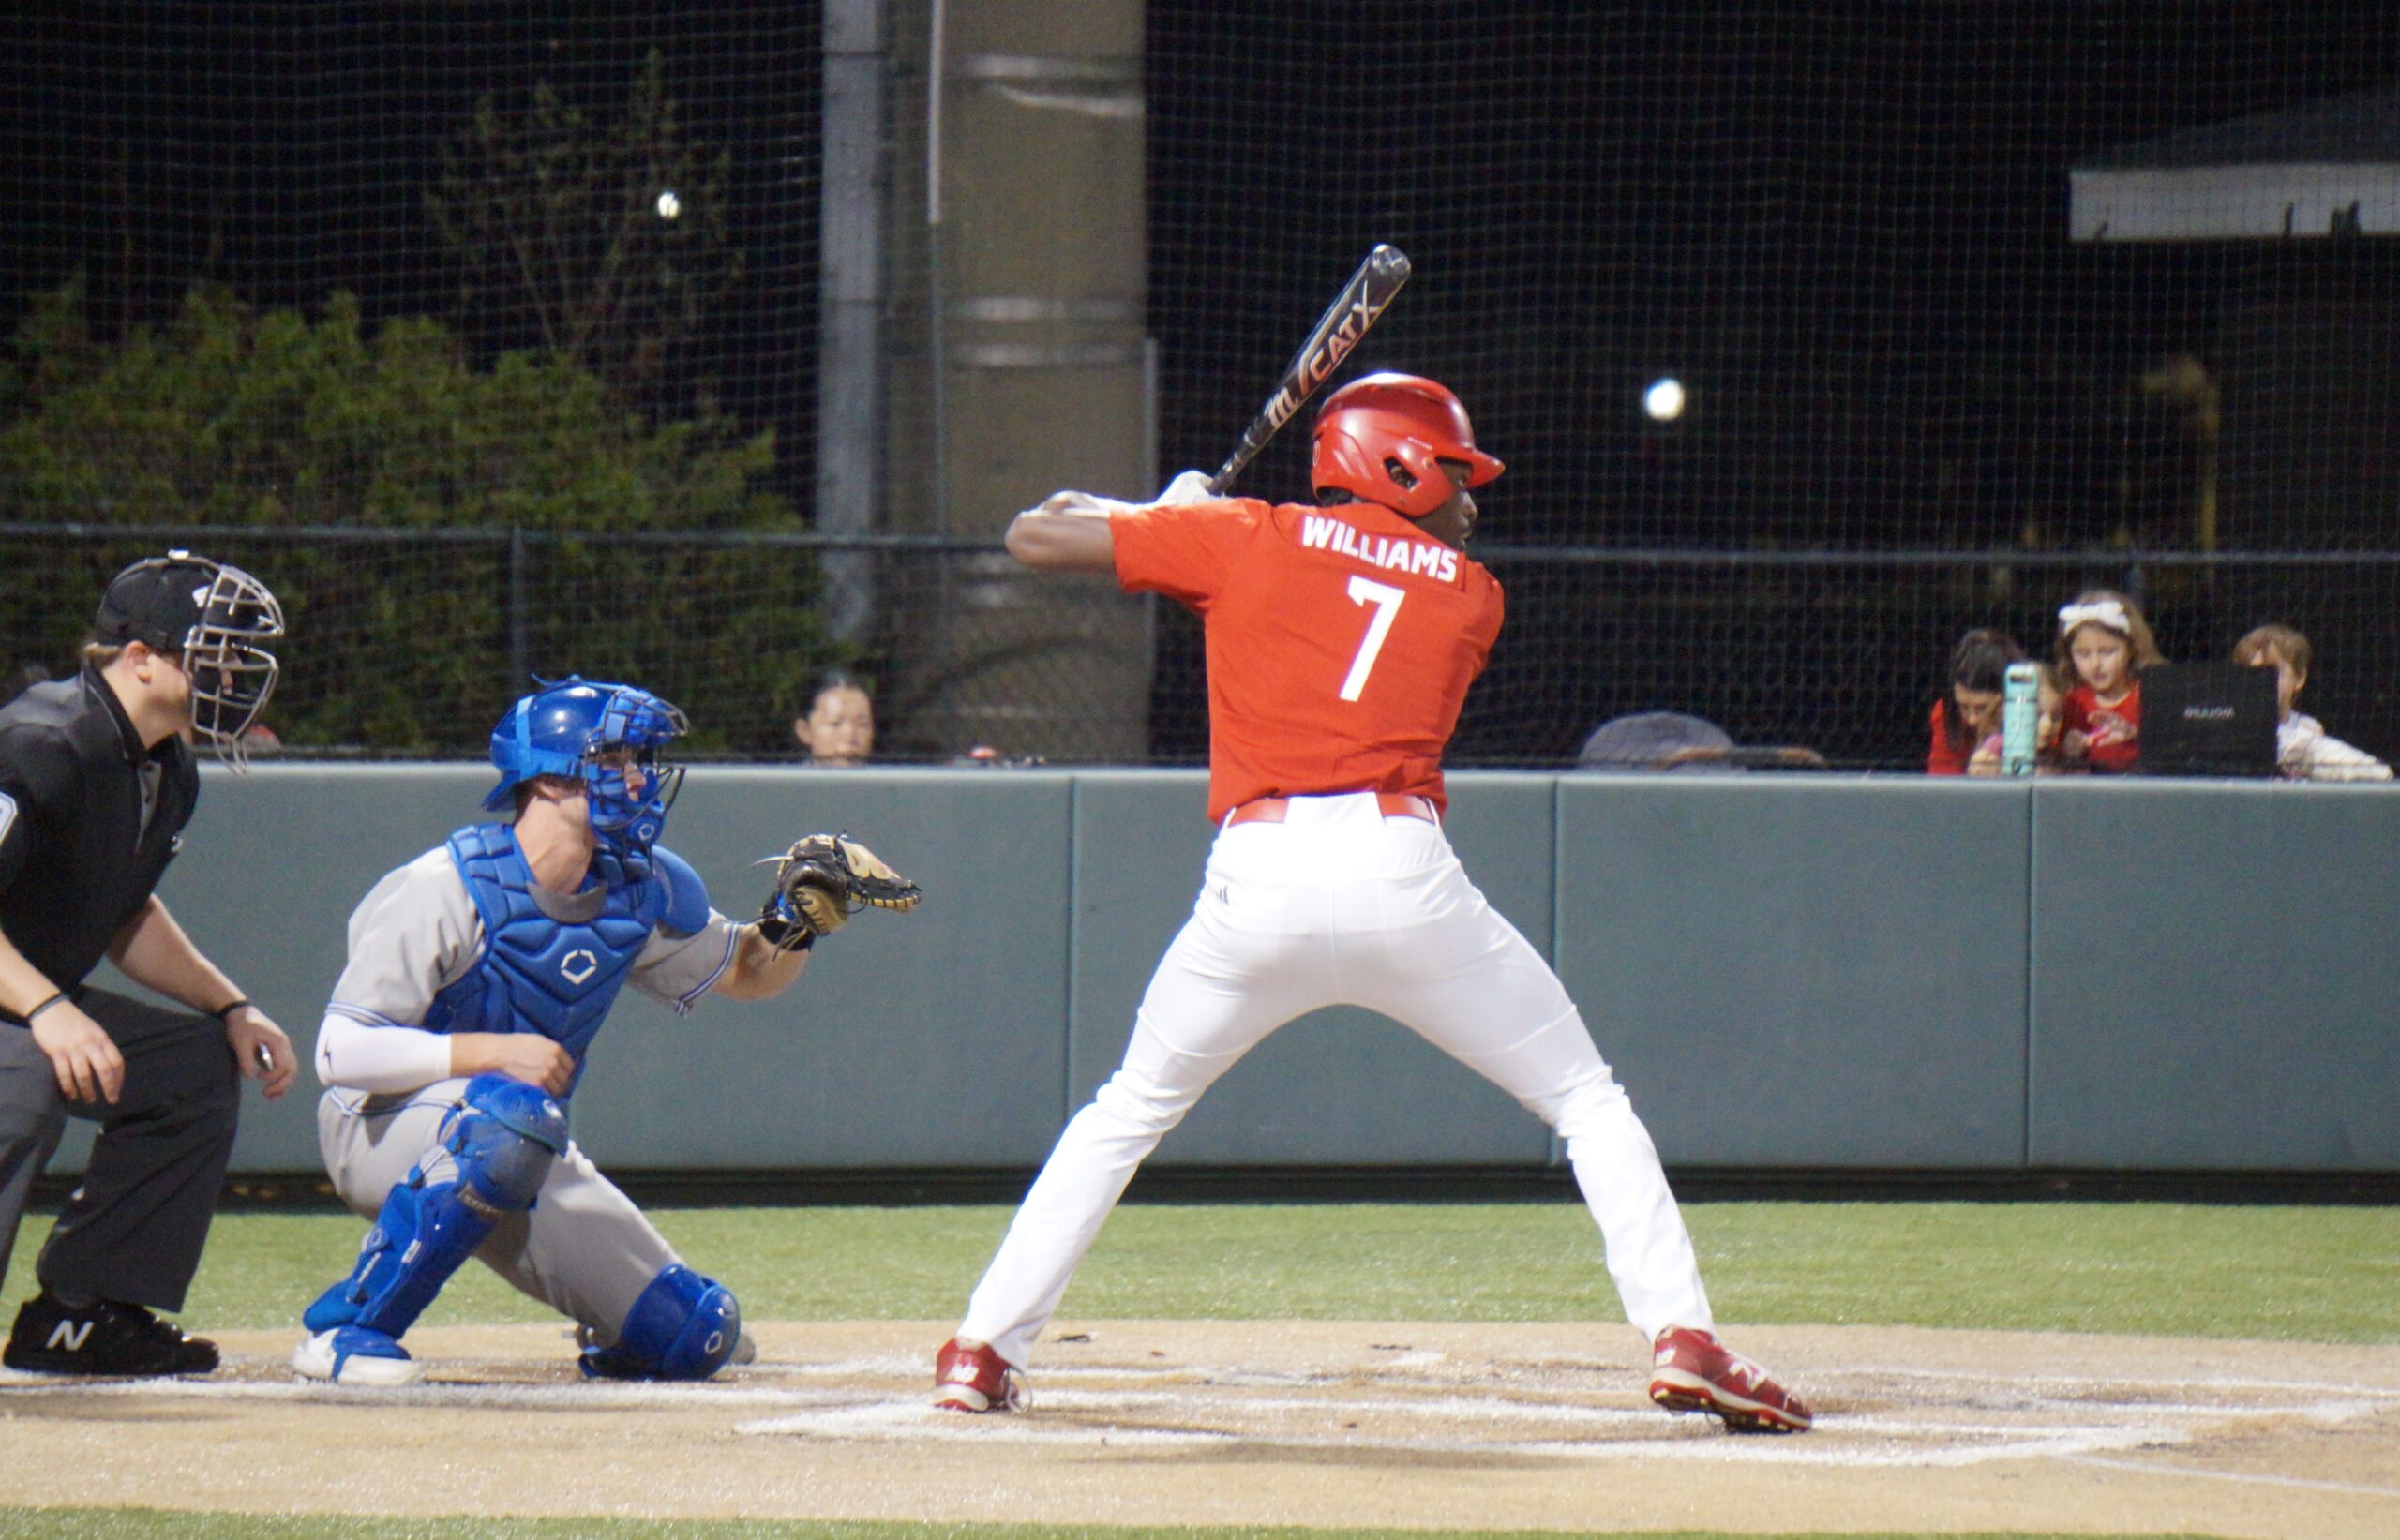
[{"xmin": 292, "ymin": 1325, "xmax": 426, "ymax": 1387}]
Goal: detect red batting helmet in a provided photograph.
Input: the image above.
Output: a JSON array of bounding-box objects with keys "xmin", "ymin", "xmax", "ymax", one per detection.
[{"xmin": 1310, "ymin": 373, "xmax": 1505, "ymax": 518}]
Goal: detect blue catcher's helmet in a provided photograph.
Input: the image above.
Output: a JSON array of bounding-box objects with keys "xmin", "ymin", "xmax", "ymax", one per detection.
[{"xmin": 482, "ymin": 678, "xmax": 689, "ymax": 858}]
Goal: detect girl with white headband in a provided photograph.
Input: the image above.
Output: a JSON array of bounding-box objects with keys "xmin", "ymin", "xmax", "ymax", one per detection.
[{"xmin": 2053, "ymin": 588, "xmax": 2165, "ymax": 772}]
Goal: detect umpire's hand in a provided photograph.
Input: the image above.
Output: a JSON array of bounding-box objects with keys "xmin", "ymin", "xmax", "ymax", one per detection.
[
  {"xmin": 222, "ymin": 1005, "xmax": 297, "ymax": 1100},
  {"xmin": 30, "ymin": 999, "xmax": 125, "ymax": 1105}
]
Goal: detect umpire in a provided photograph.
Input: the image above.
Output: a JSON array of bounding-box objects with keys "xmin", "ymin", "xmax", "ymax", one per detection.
[{"xmin": 0, "ymin": 551, "xmax": 294, "ymax": 1375}]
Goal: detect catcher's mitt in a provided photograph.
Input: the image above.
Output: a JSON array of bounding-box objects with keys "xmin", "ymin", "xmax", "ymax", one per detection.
[{"xmin": 758, "ymin": 832, "xmax": 922, "ymax": 950}]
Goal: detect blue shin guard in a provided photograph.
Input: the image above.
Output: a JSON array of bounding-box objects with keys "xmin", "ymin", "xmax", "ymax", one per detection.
[
  {"xmin": 578, "ymin": 1264, "xmax": 742, "ymax": 1382},
  {"xmin": 307, "ymin": 1074, "xmax": 568, "ymax": 1338}
]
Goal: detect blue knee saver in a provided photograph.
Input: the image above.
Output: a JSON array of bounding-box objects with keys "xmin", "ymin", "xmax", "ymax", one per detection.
[
  {"xmin": 585, "ymin": 1265, "xmax": 741, "ymax": 1382},
  {"xmin": 449, "ymin": 1072, "xmax": 569, "ymax": 1212}
]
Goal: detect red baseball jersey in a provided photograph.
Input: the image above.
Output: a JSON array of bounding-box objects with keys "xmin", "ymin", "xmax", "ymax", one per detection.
[
  {"xmin": 1111, "ymin": 497, "xmax": 1506, "ymax": 821},
  {"xmin": 2062, "ymin": 682, "xmax": 2142, "ymax": 773}
]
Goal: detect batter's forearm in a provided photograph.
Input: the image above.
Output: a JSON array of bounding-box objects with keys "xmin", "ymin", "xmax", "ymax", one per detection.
[{"xmin": 1004, "ymin": 501, "xmax": 1120, "ymax": 574}]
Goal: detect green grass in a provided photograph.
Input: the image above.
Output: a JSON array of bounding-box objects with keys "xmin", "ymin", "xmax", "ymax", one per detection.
[
  {"xmin": 8, "ymin": 1200, "xmax": 2396, "ymax": 1341},
  {"xmin": 0, "ymin": 1519, "xmax": 2217, "ymax": 1540}
]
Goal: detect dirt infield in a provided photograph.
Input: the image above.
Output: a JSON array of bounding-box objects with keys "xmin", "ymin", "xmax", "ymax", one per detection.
[{"xmin": 3, "ymin": 1320, "xmax": 2396, "ymax": 1537}]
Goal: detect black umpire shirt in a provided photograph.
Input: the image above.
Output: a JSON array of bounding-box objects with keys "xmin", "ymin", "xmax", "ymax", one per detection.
[{"xmin": 0, "ymin": 664, "xmax": 199, "ymax": 1022}]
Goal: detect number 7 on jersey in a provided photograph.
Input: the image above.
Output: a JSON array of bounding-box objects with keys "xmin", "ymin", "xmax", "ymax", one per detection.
[{"xmin": 1340, "ymin": 576, "xmax": 1406, "ymax": 701}]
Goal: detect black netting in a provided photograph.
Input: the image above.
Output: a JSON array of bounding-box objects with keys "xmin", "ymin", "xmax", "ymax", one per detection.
[
  {"xmin": 1146, "ymin": 2, "xmax": 2400, "ymax": 767},
  {"xmin": 5, "ymin": 5, "xmax": 2398, "ymax": 768}
]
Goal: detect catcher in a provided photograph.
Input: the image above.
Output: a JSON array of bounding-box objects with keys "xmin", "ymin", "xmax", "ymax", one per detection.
[{"xmin": 291, "ymin": 677, "xmax": 917, "ymax": 1385}]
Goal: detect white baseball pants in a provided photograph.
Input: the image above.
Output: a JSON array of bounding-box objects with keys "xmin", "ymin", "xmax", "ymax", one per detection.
[{"xmin": 959, "ymin": 792, "xmax": 1712, "ymax": 1368}]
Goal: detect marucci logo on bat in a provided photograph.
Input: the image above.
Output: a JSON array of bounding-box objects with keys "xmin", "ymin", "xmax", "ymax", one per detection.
[
  {"xmin": 1208, "ymin": 245, "xmax": 1409, "ymax": 497},
  {"xmin": 1264, "ymin": 292, "xmax": 1382, "ymax": 430}
]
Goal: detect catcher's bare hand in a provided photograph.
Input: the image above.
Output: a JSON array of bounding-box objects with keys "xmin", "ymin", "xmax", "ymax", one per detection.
[{"xmin": 758, "ymin": 832, "xmax": 922, "ymax": 950}]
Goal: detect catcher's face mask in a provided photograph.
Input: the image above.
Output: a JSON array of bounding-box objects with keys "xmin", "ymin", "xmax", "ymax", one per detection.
[
  {"xmin": 485, "ymin": 678, "xmax": 687, "ymax": 859},
  {"xmin": 583, "ymin": 688, "xmax": 688, "ymax": 854}
]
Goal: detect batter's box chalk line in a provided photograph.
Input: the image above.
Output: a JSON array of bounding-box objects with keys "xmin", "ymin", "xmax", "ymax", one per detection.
[
  {"xmin": 726, "ymin": 1361, "xmax": 2400, "ymax": 1471},
  {"xmin": 7, "ymin": 1355, "xmax": 2394, "ymax": 1476}
]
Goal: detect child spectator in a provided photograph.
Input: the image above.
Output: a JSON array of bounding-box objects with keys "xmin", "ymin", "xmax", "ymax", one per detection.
[
  {"xmin": 1926, "ymin": 629, "xmax": 2026, "ymax": 774},
  {"xmin": 2053, "ymin": 590, "xmax": 2163, "ymax": 774},
  {"xmin": 2231, "ymin": 623, "xmax": 2392, "ymax": 783},
  {"xmin": 792, "ymin": 674, "xmax": 876, "ymax": 767}
]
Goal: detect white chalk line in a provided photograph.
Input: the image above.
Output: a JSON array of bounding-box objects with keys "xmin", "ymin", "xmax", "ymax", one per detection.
[
  {"xmin": 1813, "ymin": 1361, "xmax": 2400, "ymax": 1399},
  {"xmin": 8, "ymin": 1354, "xmax": 2395, "ymax": 1479},
  {"xmin": 2064, "ymin": 1454, "xmax": 2400, "ymax": 1501},
  {"xmin": 726, "ymin": 1361, "xmax": 2400, "ymax": 1472},
  {"xmin": 0, "ymin": 1370, "xmax": 845, "ymax": 1413},
  {"xmin": 728, "ymin": 1397, "xmax": 2212, "ymax": 1468}
]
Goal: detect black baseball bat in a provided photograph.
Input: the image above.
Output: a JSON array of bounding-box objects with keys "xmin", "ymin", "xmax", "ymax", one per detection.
[{"xmin": 1206, "ymin": 244, "xmax": 1412, "ymax": 495}]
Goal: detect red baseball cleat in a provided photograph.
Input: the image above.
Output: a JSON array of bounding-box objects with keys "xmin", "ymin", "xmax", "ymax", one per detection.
[
  {"xmin": 1647, "ymin": 1325, "xmax": 1813, "ymax": 1433},
  {"xmin": 932, "ymin": 1336, "xmax": 1028, "ymax": 1413}
]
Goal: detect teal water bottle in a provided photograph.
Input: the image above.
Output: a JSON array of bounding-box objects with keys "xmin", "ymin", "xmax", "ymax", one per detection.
[{"xmin": 2001, "ymin": 662, "xmax": 2039, "ymax": 776}]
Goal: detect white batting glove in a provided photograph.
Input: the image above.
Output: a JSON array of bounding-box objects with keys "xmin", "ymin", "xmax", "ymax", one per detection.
[{"xmin": 1152, "ymin": 470, "xmax": 1217, "ymax": 506}]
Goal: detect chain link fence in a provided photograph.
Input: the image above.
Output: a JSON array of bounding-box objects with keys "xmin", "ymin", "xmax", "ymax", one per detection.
[{"xmin": 10, "ymin": 524, "xmax": 2396, "ymax": 770}]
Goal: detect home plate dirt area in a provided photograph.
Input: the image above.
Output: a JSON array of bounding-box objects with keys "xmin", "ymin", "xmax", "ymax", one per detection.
[{"xmin": 3, "ymin": 1321, "xmax": 2395, "ymax": 1538}]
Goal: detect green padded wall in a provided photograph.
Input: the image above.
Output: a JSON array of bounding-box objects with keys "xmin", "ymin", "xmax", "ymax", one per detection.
[
  {"xmin": 31, "ymin": 767, "xmax": 2393, "ymax": 1178},
  {"xmin": 1554, "ymin": 777, "xmax": 2032, "ymax": 1168},
  {"xmin": 2028, "ymin": 780, "xmax": 2400, "ymax": 1170}
]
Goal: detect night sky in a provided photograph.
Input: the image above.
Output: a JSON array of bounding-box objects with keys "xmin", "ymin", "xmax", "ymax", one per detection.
[{"xmin": 5, "ymin": 3, "xmax": 2397, "ymax": 763}]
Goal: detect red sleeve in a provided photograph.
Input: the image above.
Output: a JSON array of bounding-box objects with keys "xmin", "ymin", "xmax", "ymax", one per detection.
[
  {"xmin": 1471, "ymin": 572, "xmax": 1505, "ymax": 680},
  {"xmin": 1109, "ymin": 499, "xmax": 1269, "ymax": 609},
  {"xmin": 1926, "ymin": 700, "xmax": 1968, "ymax": 774}
]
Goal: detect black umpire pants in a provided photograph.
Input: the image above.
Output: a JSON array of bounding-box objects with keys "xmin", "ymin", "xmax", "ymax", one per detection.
[{"xmin": 0, "ymin": 988, "xmax": 240, "ymax": 1312}]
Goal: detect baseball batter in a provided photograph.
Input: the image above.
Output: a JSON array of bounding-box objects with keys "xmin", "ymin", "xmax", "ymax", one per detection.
[
  {"xmin": 934, "ymin": 374, "xmax": 1812, "ymax": 1432},
  {"xmin": 292, "ymin": 677, "xmax": 917, "ymax": 1385}
]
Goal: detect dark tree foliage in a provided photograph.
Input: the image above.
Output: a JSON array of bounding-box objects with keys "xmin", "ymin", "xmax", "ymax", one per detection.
[{"xmin": 0, "ymin": 281, "xmax": 832, "ymax": 754}]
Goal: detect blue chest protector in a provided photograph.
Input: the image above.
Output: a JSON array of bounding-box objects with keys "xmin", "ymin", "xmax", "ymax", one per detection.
[{"xmin": 422, "ymin": 823, "xmax": 712, "ymax": 1074}]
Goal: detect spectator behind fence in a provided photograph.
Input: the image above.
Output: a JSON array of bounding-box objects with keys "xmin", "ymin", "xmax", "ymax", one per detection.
[
  {"xmin": 1577, "ymin": 711, "xmax": 1827, "ymax": 772},
  {"xmin": 1967, "ymin": 662, "xmax": 2067, "ymax": 776},
  {"xmin": 791, "ymin": 675, "xmax": 875, "ymax": 768},
  {"xmin": 1926, "ymin": 629, "xmax": 2026, "ymax": 774},
  {"xmin": 2053, "ymin": 590, "xmax": 2163, "ymax": 775},
  {"xmin": 2231, "ymin": 624, "xmax": 2392, "ymax": 783}
]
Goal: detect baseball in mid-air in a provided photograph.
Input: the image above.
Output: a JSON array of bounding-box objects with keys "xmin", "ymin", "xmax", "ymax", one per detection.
[
  {"xmin": 656, "ymin": 190, "xmax": 682, "ymax": 220},
  {"xmin": 1642, "ymin": 377, "xmax": 1687, "ymax": 421}
]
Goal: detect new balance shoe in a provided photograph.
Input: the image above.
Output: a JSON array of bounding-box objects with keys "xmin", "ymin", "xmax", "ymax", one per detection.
[
  {"xmin": 932, "ymin": 1336, "xmax": 1027, "ymax": 1413},
  {"xmin": 292, "ymin": 1325, "xmax": 425, "ymax": 1386},
  {"xmin": 3, "ymin": 1292, "xmax": 218, "ymax": 1376},
  {"xmin": 1647, "ymin": 1325, "xmax": 1813, "ymax": 1433}
]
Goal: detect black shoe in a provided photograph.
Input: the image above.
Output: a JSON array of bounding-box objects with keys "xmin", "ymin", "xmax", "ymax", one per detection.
[{"xmin": 3, "ymin": 1292, "xmax": 219, "ymax": 1376}]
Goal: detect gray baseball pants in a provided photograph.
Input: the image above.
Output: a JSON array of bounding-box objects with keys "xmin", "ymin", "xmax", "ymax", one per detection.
[{"xmin": 315, "ymin": 1079, "xmax": 682, "ymax": 1345}]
